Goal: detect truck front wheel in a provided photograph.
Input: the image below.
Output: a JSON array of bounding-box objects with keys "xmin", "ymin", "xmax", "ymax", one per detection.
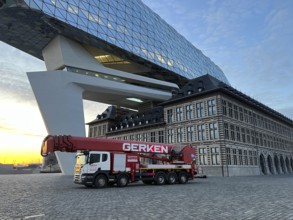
[
  {"xmin": 94, "ymin": 174, "xmax": 108, "ymax": 188},
  {"xmin": 117, "ymin": 174, "xmax": 129, "ymax": 187}
]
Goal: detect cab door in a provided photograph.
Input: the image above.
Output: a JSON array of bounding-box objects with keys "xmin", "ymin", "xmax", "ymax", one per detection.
[{"xmin": 89, "ymin": 152, "xmax": 110, "ymax": 173}]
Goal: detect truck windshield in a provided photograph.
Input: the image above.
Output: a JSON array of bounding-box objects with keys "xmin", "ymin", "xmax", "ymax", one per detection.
[{"xmin": 76, "ymin": 154, "xmax": 88, "ymax": 166}]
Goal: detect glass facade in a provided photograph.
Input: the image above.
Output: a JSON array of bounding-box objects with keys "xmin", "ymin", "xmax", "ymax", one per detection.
[{"xmin": 1, "ymin": 0, "xmax": 229, "ymax": 84}]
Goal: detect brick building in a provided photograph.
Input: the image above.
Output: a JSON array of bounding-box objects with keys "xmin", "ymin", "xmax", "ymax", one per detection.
[{"xmin": 88, "ymin": 75, "xmax": 293, "ymax": 176}]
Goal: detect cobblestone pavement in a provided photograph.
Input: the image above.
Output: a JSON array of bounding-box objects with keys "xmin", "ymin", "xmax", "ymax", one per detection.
[{"xmin": 1, "ymin": 174, "xmax": 293, "ymax": 220}]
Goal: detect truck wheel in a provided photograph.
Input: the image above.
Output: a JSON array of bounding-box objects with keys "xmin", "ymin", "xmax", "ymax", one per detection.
[
  {"xmin": 178, "ymin": 172, "xmax": 188, "ymax": 184},
  {"xmin": 155, "ymin": 172, "xmax": 166, "ymax": 185},
  {"xmin": 167, "ymin": 172, "xmax": 177, "ymax": 184},
  {"xmin": 94, "ymin": 174, "xmax": 108, "ymax": 188},
  {"xmin": 117, "ymin": 174, "xmax": 129, "ymax": 187}
]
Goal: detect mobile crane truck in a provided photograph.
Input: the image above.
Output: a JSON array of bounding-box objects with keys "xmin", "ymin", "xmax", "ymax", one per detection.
[{"xmin": 41, "ymin": 135, "xmax": 197, "ymax": 188}]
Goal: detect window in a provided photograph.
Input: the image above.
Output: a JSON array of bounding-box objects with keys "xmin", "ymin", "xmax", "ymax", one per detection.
[
  {"xmin": 238, "ymin": 149, "xmax": 243, "ymax": 165},
  {"xmin": 89, "ymin": 127, "xmax": 93, "ymax": 137},
  {"xmin": 253, "ymin": 151, "xmax": 257, "ymax": 165},
  {"xmin": 208, "ymin": 99, "xmax": 216, "ymax": 116},
  {"xmin": 167, "ymin": 109, "xmax": 173, "ymax": 123},
  {"xmin": 167, "ymin": 129, "xmax": 174, "ymax": 143},
  {"xmin": 234, "ymin": 105, "xmax": 238, "ymax": 120},
  {"xmin": 239, "ymin": 107, "xmax": 243, "ymax": 121},
  {"xmin": 259, "ymin": 133, "xmax": 263, "ymax": 146},
  {"xmin": 93, "ymin": 126, "xmax": 97, "ymax": 137},
  {"xmin": 185, "ymin": 104, "xmax": 193, "ymax": 120},
  {"xmin": 257, "ymin": 115, "xmax": 261, "ymax": 127},
  {"xmin": 137, "ymin": 133, "xmax": 142, "ymax": 141},
  {"xmin": 98, "ymin": 126, "xmax": 101, "ymax": 136},
  {"xmin": 260, "ymin": 117, "xmax": 264, "ymax": 128},
  {"xmin": 246, "ymin": 129, "xmax": 251, "ymax": 143},
  {"xmin": 211, "ymin": 147, "xmax": 220, "ymax": 165},
  {"xmin": 209, "ymin": 123, "xmax": 218, "ymax": 140},
  {"xmin": 241, "ymin": 128, "xmax": 246, "ymax": 143},
  {"xmin": 102, "ymin": 125, "xmax": 106, "ymax": 135},
  {"xmin": 197, "ymin": 124, "xmax": 206, "ymax": 141},
  {"xmin": 249, "ymin": 111, "xmax": 253, "ymax": 124},
  {"xmin": 244, "ymin": 109, "xmax": 248, "ymax": 123},
  {"xmin": 90, "ymin": 154, "xmax": 100, "ymax": 163},
  {"xmin": 226, "ymin": 148, "xmax": 231, "ymax": 165},
  {"xmin": 249, "ymin": 151, "xmax": 253, "ymax": 165},
  {"xmin": 228, "ymin": 102, "xmax": 233, "ymax": 117},
  {"xmin": 102, "ymin": 154, "xmax": 108, "ymax": 162},
  {"xmin": 236, "ymin": 126, "xmax": 240, "ymax": 142},
  {"xmin": 232, "ymin": 149, "xmax": 237, "ymax": 165},
  {"xmin": 253, "ymin": 113, "xmax": 257, "ymax": 126},
  {"xmin": 267, "ymin": 136, "xmax": 271, "ymax": 148},
  {"xmin": 158, "ymin": 131, "xmax": 164, "ymax": 143},
  {"xmin": 198, "ymin": 148, "xmax": 207, "ymax": 165},
  {"xmin": 255, "ymin": 132, "xmax": 259, "ymax": 145},
  {"xmin": 123, "ymin": 136, "xmax": 128, "ymax": 140},
  {"xmin": 187, "ymin": 126, "xmax": 194, "ymax": 142},
  {"xmin": 177, "ymin": 127, "xmax": 183, "ymax": 143},
  {"xmin": 176, "ymin": 107, "xmax": 183, "ymax": 121},
  {"xmin": 230, "ymin": 125, "xmax": 235, "ymax": 141},
  {"xmin": 222, "ymin": 100, "xmax": 227, "ymax": 116},
  {"xmin": 150, "ymin": 132, "xmax": 155, "ymax": 142},
  {"xmin": 244, "ymin": 150, "xmax": 248, "ymax": 165},
  {"xmin": 251, "ymin": 131, "xmax": 255, "ymax": 145},
  {"xmin": 142, "ymin": 133, "xmax": 147, "ymax": 141},
  {"xmin": 224, "ymin": 123, "xmax": 229, "ymax": 139},
  {"xmin": 196, "ymin": 102, "xmax": 204, "ymax": 118},
  {"xmin": 263, "ymin": 134, "xmax": 267, "ymax": 147}
]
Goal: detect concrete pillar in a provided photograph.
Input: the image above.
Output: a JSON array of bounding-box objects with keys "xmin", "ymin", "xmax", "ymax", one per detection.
[{"xmin": 27, "ymin": 70, "xmax": 85, "ymax": 175}]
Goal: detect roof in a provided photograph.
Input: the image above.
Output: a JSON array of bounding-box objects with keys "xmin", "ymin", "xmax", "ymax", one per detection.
[
  {"xmin": 87, "ymin": 105, "xmax": 165, "ymax": 133},
  {"xmin": 162, "ymin": 74, "xmax": 293, "ymax": 126}
]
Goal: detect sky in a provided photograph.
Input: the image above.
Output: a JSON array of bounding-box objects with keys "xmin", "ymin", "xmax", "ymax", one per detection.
[{"xmin": 0, "ymin": 0, "xmax": 292, "ymax": 164}]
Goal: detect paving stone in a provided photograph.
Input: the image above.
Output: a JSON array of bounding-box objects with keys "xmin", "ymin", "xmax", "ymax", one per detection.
[{"xmin": 0, "ymin": 174, "xmax": 293, "ymax": 219}]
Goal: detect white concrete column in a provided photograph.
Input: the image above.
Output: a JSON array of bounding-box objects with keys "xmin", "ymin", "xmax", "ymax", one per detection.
[
  {"xmin": 27, "ymin": 70, "xmax": 85, "ymax": 175},
  {"xmin": 27, "ymin": 71, "xmax": 85, "ymax": 135}
]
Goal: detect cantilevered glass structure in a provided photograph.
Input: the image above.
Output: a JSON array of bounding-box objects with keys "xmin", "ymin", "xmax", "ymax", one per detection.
[{"xmin": 0, "ymin": 0, "xmax": 229, "ymax": 86}]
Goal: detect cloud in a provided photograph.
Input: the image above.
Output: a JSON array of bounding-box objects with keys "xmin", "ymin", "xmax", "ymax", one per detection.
[
  {"xmin": 0, "ymin": 42, "xmax": 109, "ymax": 138},
  {"xmin": 228, "ymin": 1, "xmax": 293, "ymax": 119},
  {"xmin": 142, "ymin": 0, "xmax": 293, "ymax": 120}
]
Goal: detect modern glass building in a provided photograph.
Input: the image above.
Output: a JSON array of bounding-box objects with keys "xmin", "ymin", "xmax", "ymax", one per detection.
[
  {"xmin": 0, "ymin": 0, "xmax": 230, "ymax": 174},
  {"xmin": 0, "ymin": 0, "xmax": 228, "ymax": 86}
]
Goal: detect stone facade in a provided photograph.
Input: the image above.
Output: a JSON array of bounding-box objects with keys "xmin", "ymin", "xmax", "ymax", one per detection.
[{"xmin": 88, "ymin": 75, "xmax": 293, "ymax": 176}]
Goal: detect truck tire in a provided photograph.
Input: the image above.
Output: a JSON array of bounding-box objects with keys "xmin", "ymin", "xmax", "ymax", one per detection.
[
  {"xmin": 167, "ymin": 172, "xmax": 177, "ymax": 184},
  {"xmin": 155, "ymin": 172, "xmax": 166, "ymax": 185},
  {"xmin": 117, "ymin": 174, "xmax": 129, "ymax": 187},
  {"xmin": 94, "ymin": 174, "xmax": 108, "ymax": 188},
  {"xmin": 178, "ymin": 172, "xmax": 188, "ymax": 184}
]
